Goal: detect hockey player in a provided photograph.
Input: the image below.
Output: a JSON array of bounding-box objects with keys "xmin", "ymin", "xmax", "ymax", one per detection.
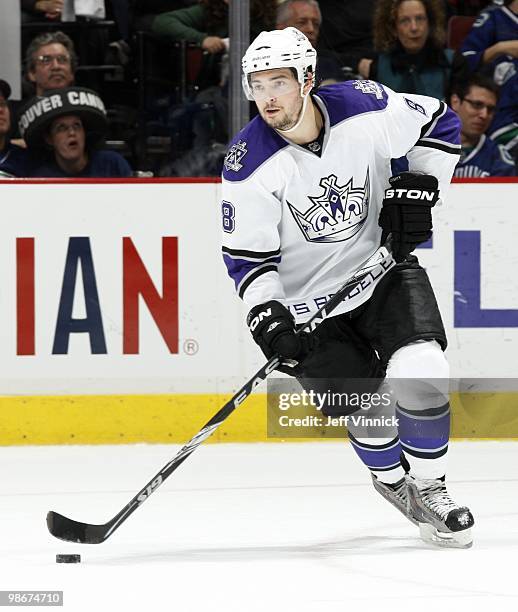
[{"xmin": 221, "ymin": 27, "xmax": 474, "ymax": 547}]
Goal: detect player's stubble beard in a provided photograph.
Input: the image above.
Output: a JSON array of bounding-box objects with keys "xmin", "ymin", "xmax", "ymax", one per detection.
[{"xmin": 262, "ymin": 96, "xmax": 304, "ymax": 131}]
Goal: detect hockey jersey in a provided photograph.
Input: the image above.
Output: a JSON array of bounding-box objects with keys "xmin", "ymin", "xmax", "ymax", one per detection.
[
  {"xmin": 460, "ymin": 6, "xmax": 518, "ymax": 138},
  {"xmin": 221, "ymin": 80, "xmax": 460, "ymax": 323},
  {"xmin": 454, "ymin": 133, "xmax": 516, "ymax": 177}
]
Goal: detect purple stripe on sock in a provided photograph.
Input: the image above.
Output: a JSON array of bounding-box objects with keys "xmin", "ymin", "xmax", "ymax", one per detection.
[
  {"xmin": 396, "ymin": 404, "xmax": 450, "ymax": 452},
  {"xmin": 349, "ymin": 437, "xmax": 403, "ymax": 470}
]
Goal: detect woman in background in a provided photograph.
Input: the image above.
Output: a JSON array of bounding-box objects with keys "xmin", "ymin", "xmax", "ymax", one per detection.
[{"xmin": 368, "ymin": 0, "xmax": 468, "ymax": 100}]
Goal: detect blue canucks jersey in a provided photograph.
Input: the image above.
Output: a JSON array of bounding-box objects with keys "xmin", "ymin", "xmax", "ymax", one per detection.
[
  {"xmin": 221, "ymin": 80, "xmax": 460, "ymax": 323},
  {"xmin": 454, "ymin": 134, "xmax": 516, "ymax": 177},
  {"xmin": 460, "ymin": 6, "xmax": 518, "ymax": 138}
]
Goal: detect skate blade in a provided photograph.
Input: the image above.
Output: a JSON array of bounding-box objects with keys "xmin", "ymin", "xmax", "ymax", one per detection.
[{"xmin": 419, "ymin": 523, "xmax": 473, "ymax": 549}]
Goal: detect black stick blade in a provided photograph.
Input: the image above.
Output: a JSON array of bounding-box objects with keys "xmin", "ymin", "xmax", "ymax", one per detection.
[{"xmin": 47, "ymin": 511, "xmax": 108, "ymax": 544}]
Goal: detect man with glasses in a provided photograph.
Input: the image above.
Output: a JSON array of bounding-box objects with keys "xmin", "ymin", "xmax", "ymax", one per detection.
[
  {"xmin": 25, "ymin": 31, "xmax": 76, "ymax": 96},
  {"xmin": 450, "ymin": 74, "xmax": 516, "ymax": 177}
]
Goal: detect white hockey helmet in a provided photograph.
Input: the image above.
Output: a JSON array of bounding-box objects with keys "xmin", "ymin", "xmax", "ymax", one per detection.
[{"xmin": 242, "ymin": 27, "xmax": 317, "ymax": 101}]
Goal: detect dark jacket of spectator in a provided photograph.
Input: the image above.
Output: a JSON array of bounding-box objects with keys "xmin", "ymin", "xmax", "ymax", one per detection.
[
  {"xmin": 371, "ymin": 42, "xmax": 462, "ymax": 100},
  {"xmin": 32, "ymin": 149, "xmax": 132, "ymax": 177},
  {"xmin": 0, "ymin": 79, "xmax": 33, "ymax": 177},
  {"xmin": 151, "ymin": 0, "xmax": 277, "ymax": 89},
  {"xmin": 0, "ymin": 142, "xmax": 33, "ymax": 177},
  {"xmin": 453, "ymin": 133, "xmax": 516, "ymax": 176},
  {"xmin": 133, "ymin": 0, "xmax": 198, "ymax": 32},
  {"xmin": 317, "ymin": 0, "xmax": 377, "ymax": 74},
  {"xmin": 152, "ymin": 1, "xmax": 276, "ymax": 45}
]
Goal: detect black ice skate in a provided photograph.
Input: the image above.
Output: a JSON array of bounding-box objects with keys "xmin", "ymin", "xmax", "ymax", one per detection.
[
  {"xmin": 406, "ymin": 475, "xmax": 474, "ymax": 548},
  {"xmin": 371, "ymin": 475, "xmax": 419, "ymax": 526}
]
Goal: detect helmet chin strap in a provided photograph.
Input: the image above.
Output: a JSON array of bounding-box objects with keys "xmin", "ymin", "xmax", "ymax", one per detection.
[{"xmin": 277, "ymin": 90, "xmax": 310, "ymax": 134}]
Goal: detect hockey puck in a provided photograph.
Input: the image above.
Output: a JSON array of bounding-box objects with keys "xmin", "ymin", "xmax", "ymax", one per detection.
[{"xmin": 56, "ymin": 554, "xmax": 81, "ymax": 563}]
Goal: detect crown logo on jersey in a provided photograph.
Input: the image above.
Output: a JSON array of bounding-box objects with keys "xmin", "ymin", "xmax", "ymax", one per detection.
[
  {"xmin": 353, "ymin": 80, "xmax": 384, "ymax": 100},
  {"xmin": 224, "ymin": 140, "xmax": 248, "ymax": 172},
  {"xmin": 288, "ymin": 170, "xmax": 370, "ymax": 243}
]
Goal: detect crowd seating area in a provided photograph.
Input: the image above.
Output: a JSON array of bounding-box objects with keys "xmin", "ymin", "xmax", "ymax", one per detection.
[{"xmin": 0, "ymin": 0, "xmax": 516, "ymax": 177}]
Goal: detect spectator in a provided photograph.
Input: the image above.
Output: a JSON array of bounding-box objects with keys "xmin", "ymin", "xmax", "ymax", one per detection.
[
  {"xmin": 25, "ymin": 31, "xmax": 77, "ymax": 96},
  {"xmin": 152, "ymin": 0, "xmax": 276, "ymax": 161},
  {"xmin": 152, "ymin": 0, "xmax": 277, "ymax": 68},
  {"xmin": 450, "ymin": 73, "xmax": 516, "ymax": 176},
  {"xmin": 21, "ymin": 0, "xmax": 63, "ymax": 23},
  {"xmin": 19, "ymin": 87, "xmax": 132, "ymax": 177},
  {"xmin": 133, "ymin": 0, "xmax": 198, "ymax": 33},
  {"xmin": 370, "ymin": 0, "xmax": 469, "ymax": 100},
  {"xmin": 276, "ymin": 0, "xmax": 321, "ymax": 47},
  {"xmin": 317, "ymin": 0, "xmax": 377, "ymax": 78},
  {"xmin": 276, "ymin": 0, "xmax": 344, "ymax": 84},
  {"xmin": 0, "ymin": 79, "xmax": 33, "ymax": 177},
  {"xmin": 459, "ymin": 0, "xmax": 518, "ymax": 158}
]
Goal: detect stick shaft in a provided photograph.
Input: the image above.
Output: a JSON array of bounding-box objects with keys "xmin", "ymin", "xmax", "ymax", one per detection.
[{"xmin": 48, "ymin": 240, "xmax": 392, "ymax": 543}]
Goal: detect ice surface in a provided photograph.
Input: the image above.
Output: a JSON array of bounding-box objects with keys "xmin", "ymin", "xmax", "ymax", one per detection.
[{"xmin": 1, "ymin": 441, "xmax": 517, "ymax": 612}]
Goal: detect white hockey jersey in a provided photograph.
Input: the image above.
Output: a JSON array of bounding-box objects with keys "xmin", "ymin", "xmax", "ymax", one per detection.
[{"xmin": 221, "ymin": 80, "xmax": 460, "ymax": 323}]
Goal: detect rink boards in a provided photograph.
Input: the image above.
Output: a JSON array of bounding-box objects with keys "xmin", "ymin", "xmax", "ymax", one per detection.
[{"xmin": 0, "ymin": 178, "xmax": 517, "ymax": 444}]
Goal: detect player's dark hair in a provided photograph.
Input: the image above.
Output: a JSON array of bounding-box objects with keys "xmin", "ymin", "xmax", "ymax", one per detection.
[
  {"xmin": 450, "ymin": 73, "xmax": 500, "ymax": 101},
  {"xmin": 373, "ymin": 0, "xmax": 446, "ymax": 52}
]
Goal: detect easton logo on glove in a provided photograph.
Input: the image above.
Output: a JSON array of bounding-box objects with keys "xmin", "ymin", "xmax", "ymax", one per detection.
[
  {"xmin": 247, "ymin": 300, "xmax": 315, "ymax": 362},
  {"xmin": 379, "ymin": 171, "xmax": 439, "ymax": 262},
  {"xmin": 384, "ymin": 188, "xmax": 437, "ymax": 201},
  {"xmin": 248, "ymin": 307, "xmax": 272, "ymax": 332}
]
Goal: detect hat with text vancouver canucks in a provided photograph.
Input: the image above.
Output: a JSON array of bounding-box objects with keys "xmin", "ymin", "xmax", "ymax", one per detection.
[{"xmin": 18, "ymin": 86, "xmax": 108, "ymax": 150}]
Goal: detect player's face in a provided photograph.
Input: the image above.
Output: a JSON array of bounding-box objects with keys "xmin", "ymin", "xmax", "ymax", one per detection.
[
  {"xmin": 0, "ymin": 94, "xmax": 10, "ymax": 138},
  {"xmin": 395, "ymin": 0, "xmax": 429, "ymax": 54},
  {"xmin": 283, "ymin": 2, "xmax": 321, "ymax": 47},
  {"xmin": 29, "ymin": 43, "xmax": 74, "ymax": 95},
  {"xmin": 250, "ymin": 69, "xmax": 303, "ymax": 130},
  {"xmin": 47, "ymin": 115, "xmax": 86, "ymax": 162},
  {"xmin": 452, "ymin": 86, "xmax": 497, "ymax": 139}
]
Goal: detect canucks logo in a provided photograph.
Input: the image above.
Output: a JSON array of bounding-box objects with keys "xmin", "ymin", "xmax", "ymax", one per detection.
[
  {"xmin": 288, "ymin": 170, "xmax": 370, "ymax": 243},
  {"xmin": 224, "ymin": 140, "xmax": 248, "ymax": 172}
]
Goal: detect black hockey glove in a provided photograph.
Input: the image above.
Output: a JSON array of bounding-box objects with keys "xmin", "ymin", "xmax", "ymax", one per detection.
[
  {"xmin": 379, "ymin": 172, "xmax": 439, "ymax": 262},
  {"xmin": 247, "ymin": 300, "xmax": 314, "ymax": 363}
]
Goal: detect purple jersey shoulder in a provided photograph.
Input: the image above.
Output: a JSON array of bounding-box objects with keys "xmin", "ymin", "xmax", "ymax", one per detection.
[
  {"xmin": 222, "ymin": 114, "xmax": 288, "ymax": 182},
  {"xmin": 315, "ymin": 80, "xmax": 389, "ymax": 127}
]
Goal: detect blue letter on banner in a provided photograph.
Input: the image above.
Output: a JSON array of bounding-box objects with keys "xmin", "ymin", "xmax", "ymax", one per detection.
[
  {"xmin": 53, "ymin": 237, "xmax": 107, "ymax": 354},
  {"xmin": 454, "ymin": 231, "xmax": 518, "ymax": 327}
]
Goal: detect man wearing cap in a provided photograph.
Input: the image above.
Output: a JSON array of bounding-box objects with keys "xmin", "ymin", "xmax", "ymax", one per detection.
[
  {"xmin": 0, "ymin": 79, "xmax": 33, "ymax": 177},
  {"xmin": 19, "ymin": 86, "xmax": 132, "ymax": 177}
]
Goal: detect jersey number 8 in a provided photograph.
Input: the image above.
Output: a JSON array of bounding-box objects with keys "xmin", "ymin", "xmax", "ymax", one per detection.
[{"xmin": 222, "ymin": 201, "xmax": 235, "ymax": 233}]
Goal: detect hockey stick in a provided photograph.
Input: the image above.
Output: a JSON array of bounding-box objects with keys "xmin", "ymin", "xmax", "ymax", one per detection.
[{"xmin": 47, "ymin": 239, "xmax": 392, "ymax": 544}]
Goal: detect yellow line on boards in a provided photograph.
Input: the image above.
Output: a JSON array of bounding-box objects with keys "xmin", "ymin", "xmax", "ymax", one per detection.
[{"xmin": 0, "ymin": 392, "xmax": 517, "ymax": 445}]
